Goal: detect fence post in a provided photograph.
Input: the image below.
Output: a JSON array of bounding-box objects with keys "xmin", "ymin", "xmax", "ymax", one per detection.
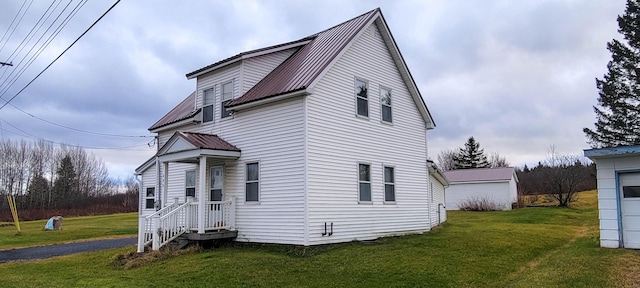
[
  {"xmin": 137, "ymin": 216, "xmax": 145, "ymax": 253},
  {"xmin": 152, "ymin": 215, "xmax": 160, "ymax": 251}
]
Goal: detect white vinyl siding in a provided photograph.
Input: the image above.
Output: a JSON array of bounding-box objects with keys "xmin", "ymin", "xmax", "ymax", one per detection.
[
  {"xmin": 445, "ymin": 181, "xmax": 515, "ymax": 211},
  {"xmin": 305, "ymin": 22, "xmax": 430, "ymax": 245},
  {"xmin": 429, "ymin": 174, "xmax": 447, "ymax": 227},
  {"xmin": 242, "ymin": 48, "xmax": 297, "ymax": 94}
]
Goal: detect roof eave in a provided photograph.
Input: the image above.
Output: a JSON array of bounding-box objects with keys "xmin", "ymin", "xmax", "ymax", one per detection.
[
  {"xmin": 227, "ymin": 88, "xmax": 311, "ymax": 111},
  {"xmin": 584, "ymin": 145, "xmax": 640, "ymax": 159},
  {"xmin": 149, "ymin": 112, "xmax": 201, "ymax": 133}
]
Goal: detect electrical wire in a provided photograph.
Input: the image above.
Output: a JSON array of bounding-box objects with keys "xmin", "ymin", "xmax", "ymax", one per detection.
[
  {"xmin": 0, "ymin": 117, "xmax": 153, "ymax": 151},
  {"xmin": 0, "ymin": 0, "xmax": 121, "ymax": 111},
  {"xmin": 0, "ymin": 0, "xmax": 33, "ymax": 56}
]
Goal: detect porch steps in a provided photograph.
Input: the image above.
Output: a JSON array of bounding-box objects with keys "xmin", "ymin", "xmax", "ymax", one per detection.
[
  {"xmin": 167, "ymin": 230, "xmax": 238, "ymax": 250},
  {"xmin": 169, "ymin": 234, "xmax": 191, "ymax": 250}
]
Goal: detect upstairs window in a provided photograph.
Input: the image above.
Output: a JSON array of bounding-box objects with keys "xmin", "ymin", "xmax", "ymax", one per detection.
[
  {"xmin": 203, "ymin": 87, "xmax": 215, "ymax": 123},
  {"xmin": 185, "ymin": 170, "xmax": 196, "ymax": 197},
  {"xmin": 384, "ymin": 166, "xmax": 395, "ymax": 202},
  {"xmin": 221, "ymin": 81, "xmax": 233, "ymax": 119},
  {"xmin": 359, "ymin": 163, "xmax": 371, "ymax": 202},
  {"xmin": 355, "ymin": 79, "xmax": 368, "ymax": 117},
  {"xmin": 145, "ymin": 187, "xmax": 155, "ymax": 209},
  {"xmin": 380, "ymin": 87, "xmax": 392, "ymax": 123},
  {"xmin": 245, "ymin": 162, "xmax": 259, "ymax": 202}
]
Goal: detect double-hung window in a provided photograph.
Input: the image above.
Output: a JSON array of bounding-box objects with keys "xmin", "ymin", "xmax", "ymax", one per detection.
[
  {"xmin": 221, "ymin": 81, "xmax": 233, "ymax": 119},
  {"xmin": 145, "ymin": 187, "xmax": 155, "ymax": 209},
  {"xmin": 358, "ymin": 163, "xmax": 371, "ymax": 202},
  {"xmin": 245, "ymin": 162, "xmax": 259, "ymax": 202},
  {"xmin": 185, "ymin": 170, "xmax": 196, "ymax": 197},
  {"xmin": 203, "ymin": 87, "xmax": 215, "ymax": 123},
  {"xmin": 355, "ymin": 79, "xmax": 368, "ymax": 117},
  {"xmin": 380, "ymin": 87, "xmax": 392, "ymax": 123},
  {"xmin": 384, "ymin": 166, "xmax": 395, "ymax": 202}
]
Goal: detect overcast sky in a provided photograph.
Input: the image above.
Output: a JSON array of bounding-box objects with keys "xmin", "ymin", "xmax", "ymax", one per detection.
[{"xmin": 0, "ymin": 0, "xmax": 627, "ymax": 178}]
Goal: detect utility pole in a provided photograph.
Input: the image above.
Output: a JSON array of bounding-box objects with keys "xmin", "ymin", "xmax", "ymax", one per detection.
[{"xmin": 0, "ymin": 62, "xmax": 13, "ymax": 67}]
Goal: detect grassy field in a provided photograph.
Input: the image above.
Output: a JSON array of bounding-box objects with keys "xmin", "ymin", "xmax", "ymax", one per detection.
[
  {"xmin": 1, "ymin": 191, "xmax": 639, "ymax": 287},
  {"xmin": 0, "ymin": 212, "xmax": 137, "ymax": 250}
]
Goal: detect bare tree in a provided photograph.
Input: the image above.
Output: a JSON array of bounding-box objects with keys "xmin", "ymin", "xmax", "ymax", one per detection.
[
  {"xmin": 541, "ymin": 146, "xmax": 592, "ymax": 206},
  {"xmin": 489, "ymin": 152, "xmax": 510, "ymax": 168},
  {"xmin": 437, "ymin": 149, "xmax": 457, "ymax": 171}
]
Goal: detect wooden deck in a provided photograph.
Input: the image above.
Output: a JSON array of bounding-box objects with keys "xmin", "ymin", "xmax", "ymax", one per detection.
[{"xmin": 185, "ymin": 230, "xmax": 238, "ymax": 241}]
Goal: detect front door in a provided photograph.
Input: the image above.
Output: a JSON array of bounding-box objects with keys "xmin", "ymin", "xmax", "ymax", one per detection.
[
  {"xmin": 210, "ymin": 166, "xmax": 223, "ymax": 202},
  {"xmin": 619, "ymin": 173, "xmax": 640, "ymax": 249},
  {"xmin": 210, "ymin": 166, "xmax": 224, "ymax": 227}
]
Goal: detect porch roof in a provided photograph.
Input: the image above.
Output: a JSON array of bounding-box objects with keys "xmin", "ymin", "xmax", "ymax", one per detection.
[{"xmin": 158, "ymin": 132, "xmax": 241, "ymax": 163}]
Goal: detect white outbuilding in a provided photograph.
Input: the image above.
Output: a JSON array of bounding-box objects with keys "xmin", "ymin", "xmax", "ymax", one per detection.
[
  {"xmin": 443, "ymin": 167, "xmax": 518, "ymax": 211},
  {"xmin": 584, "ymin": 145, "xmax": 640, "ymax": 249}
]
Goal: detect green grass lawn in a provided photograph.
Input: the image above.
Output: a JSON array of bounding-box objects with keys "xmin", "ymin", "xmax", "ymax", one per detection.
[
  {"xmin": 1, "ymin": 191, "xmax": 639, "ymax": 287},
  {"xmin": 0, "ymin": 212, "xmax": 137, "ymax": 250}
]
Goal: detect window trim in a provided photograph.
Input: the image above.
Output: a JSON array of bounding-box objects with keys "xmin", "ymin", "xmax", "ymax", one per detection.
[
  {"xmin": 354, "ymin": 77, "xmax": 369, "ymax": 118},
  {"xmin": 358, "ymin": 162, "xmax": 372, "ymax": 203},
  {"xmin": 202, "ymin": 86, "xmax": 215, "ymax": 123},
  {"xmin": 383, "ymin": 165, "xmax": 395, "ymax": 203},
  {"xmin": 380, "ymin": 86, "xmax": 392, "ymax": 124},
  {"xmin": 145, "ymin": 187, "xmax": 155, "ymax": 209},
  {"xmin": 245, "ymin": 161, "xmax": 260, "ymax": 203},
  {"xmin": 185, "ymin": 170, "xmax": 196, "ymax": 198},
  {"xmin": 221, "ymin": 80, "xmax": 234, "ymax": 119}
]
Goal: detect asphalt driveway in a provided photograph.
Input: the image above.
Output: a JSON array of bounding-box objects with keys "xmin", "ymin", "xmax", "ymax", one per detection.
[{"xmin": 0, "ymin": 237, "xmax": 137, "ymax": 263}]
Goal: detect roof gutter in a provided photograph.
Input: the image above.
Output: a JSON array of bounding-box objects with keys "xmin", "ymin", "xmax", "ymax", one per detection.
[{"xmin": 227, "ymin": 88, "xmax": 312, "ymax": 111}]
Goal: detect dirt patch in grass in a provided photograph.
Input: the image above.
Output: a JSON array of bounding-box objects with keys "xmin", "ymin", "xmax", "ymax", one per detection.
[
  {"xmin": 610, "ymin": 251, "xmax": 640, "ymax": 287},
  {"xmin": 111, "ymin": 245, "xmax": 201, "ymax": 270}
]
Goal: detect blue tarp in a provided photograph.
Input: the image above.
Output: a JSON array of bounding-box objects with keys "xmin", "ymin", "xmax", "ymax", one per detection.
[{"xmin": 44, "ymin": 217, "xmax": 54, "ymax": 230}]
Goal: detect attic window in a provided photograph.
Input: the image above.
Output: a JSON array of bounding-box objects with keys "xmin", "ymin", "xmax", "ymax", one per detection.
[
  {"xmin": 355, "ymin": 78, "xmax": 368, "ymax": 117},
  {"xmin": 203, "ymin": 87, "xmax": 215, "ymax": 123},
  {"xmin": 221, "ymin": 81, "xmax": 233, "ymax": 119}
]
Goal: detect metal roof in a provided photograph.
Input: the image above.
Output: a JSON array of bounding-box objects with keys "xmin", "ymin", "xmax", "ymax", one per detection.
[
  {"xmin": 180, "ymin": 132, "xmax": 240, "ymax": 151},
  {"xmin": 149, "ymin": 92, "xmax": 198, "ymax": 131},
  {"xmin": 584, "ymin": 145, "xmax": 640, "ymax": 159},
  {"xmin": 226, "ymin": 8, "xmax": 379, "ymax": 107},
  {"xmin": 443, "ymin": 167, "xmax": 517, "ymax": 183}
]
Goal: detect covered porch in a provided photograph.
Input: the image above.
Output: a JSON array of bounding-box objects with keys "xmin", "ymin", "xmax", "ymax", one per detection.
[{"xmin": 137, "ymin": 132, "xmax": 241, "ymax": 252}]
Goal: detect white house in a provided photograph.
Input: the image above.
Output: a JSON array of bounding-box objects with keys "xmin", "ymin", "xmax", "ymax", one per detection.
[
  {"xmin": 584, "ymin": 146, "xmax": 640, "ymax": 249},
  {"xmin": 428, "ymin": 160, "xmax": 449, "ymax": 225},
  {"xmin": 135, "ymin": 8, "xmax": 439, "ymax": 252},
  {"xmin": 443, "ymin": 167, "xmax": 518, "ymax": 211}
]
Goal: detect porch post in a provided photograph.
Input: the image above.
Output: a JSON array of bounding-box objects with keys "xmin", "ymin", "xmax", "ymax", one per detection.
[
  {"xmin": 198, "ymin": 156, "xmax": 206, "ymax": 233},
  {"xmin": 163, "ymin": 162, "xmax": 169, "ymax": 208},
  {"xmin": 137, "ymin": 215, "xmax": 145, "ymax": 253}
]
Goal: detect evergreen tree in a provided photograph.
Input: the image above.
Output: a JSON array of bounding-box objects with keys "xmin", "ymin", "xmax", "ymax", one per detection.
[
  {"xmin": 584, "ymin": 0, "xmax": 640, "ymax": 147},
  {"xmin": 27, "ymin": 173, "xmax": 49, "ymax": 209},
  {"xmin": 52, "ymin": 155, "xmax": 77, "ymax": 208},
  {"xmin": 453, "ymin": 137, "xmax": 490, "ymax": 169}
]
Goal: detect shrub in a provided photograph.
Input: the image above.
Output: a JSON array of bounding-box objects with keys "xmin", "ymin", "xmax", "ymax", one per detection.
[{"xmin": 458, "ymin": 197, "xmax": 503, "ymax": 211}]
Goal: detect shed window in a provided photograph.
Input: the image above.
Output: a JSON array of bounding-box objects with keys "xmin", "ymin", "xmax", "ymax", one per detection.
[
  {"xmin": 221, "ymin": 81, "xmax": 233, "ymax": 119},
  {"xmin": 185, "ymin": 170, "xmax": 196, "ymax": 197},
  {"xmin": 203, "ymin": 87, "xmax": 215, "ymax": 123},
  {"xmin": 246, "ymin": 162, "xmax": 259, "ymax": 202},
  {"xmin": 623, "ymin": 186, "xmax": 640, "ymax": 198},
  {"xmin": 355, "ymin": 79, "xmax": 368, "ymax": 117},
  {"xmin": 145, "ymin": 187, "xmax": 155, "ymax": 209},
  {"xmin": 359, "ymin": 163, "xmax": 371, "ymax": 202}
]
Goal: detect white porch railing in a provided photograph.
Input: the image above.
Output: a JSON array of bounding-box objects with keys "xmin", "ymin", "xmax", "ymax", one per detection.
[{"xmin": 138, "ymin": 198, "xmax": 236, "ymax": 252}]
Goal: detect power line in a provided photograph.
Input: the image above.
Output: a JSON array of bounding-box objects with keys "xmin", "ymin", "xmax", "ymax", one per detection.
[
  {"xmin": 8, "ymin": 103, "xmax": 154, "ymax": 138},
  {"xmin": 0, "ymin": 117, "xmax": 153, "ymax": 151},
  {"xmin": 0, "ymin": 0, "xmax": 121, "ymax": 111},
  {"xmin": 0, "ymin": 0, "xmax": 33, "ymax": 56}
]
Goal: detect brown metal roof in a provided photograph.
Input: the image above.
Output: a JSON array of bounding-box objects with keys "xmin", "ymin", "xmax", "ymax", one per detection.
[
  {"xmin": 180, "ymin": 132, "xmax": 240, "ymax": 151},
  {"xmin": 443, "ymin": 167, "xmax": 517, "ymax": 183},
  {"xmin": 149, "ymin": 92, "xmax": 198, "ymax": 131},
  {"xmin": 226, "ymin": 8, "xmax": 380, "ymax": 107}
]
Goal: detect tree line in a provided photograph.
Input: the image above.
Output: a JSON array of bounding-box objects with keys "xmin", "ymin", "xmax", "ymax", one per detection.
[{"xmin": 0, "ymin": 139, "xmax": 138, "ymax": 221}]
